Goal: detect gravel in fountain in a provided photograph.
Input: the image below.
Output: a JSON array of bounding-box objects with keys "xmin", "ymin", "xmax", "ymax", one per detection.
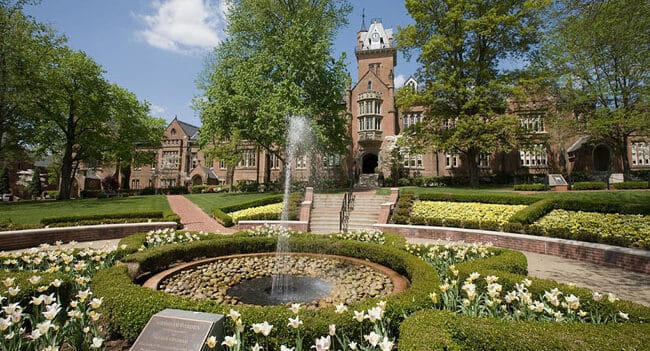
[{"xmin": 157, "ymin": 255, "xmax": 394, "ymax": 308}]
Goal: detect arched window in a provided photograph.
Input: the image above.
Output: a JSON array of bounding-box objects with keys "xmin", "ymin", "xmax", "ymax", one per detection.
[{"xmin": 367, "ymin": 81, "xmax": 372, "ymax": 91}]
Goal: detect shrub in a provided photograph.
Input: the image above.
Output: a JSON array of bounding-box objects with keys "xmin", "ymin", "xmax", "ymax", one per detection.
[
  {"xmin": 191, "ymin": 185, "xmax": 209, "ymax": 193},
  {"xmin": 509, "ymin": 198, "xmax": 556, "ymax": 225},
  {"xmin": 166, "ymin": 185, "xmax": 188, "ymax": 195},
  {"xmin": 398, "ymin": 178, "xmax": 411, "ymax": 186},
  {"xmin": 93, "ymin": 235, "xmax": 438, "ymax": 345},
  {"xmin": 572, "ymin": 181, "xmax": 607, "ymax": 190},
  {"xmin": 219, "ymin": 194, "xmax": 284, "ymax": 213},
  {"xmin": 41, "ymin": 211, "xmax": 167, "ymax": 226},
  {"xmin": 235, "ymin": 179, "xmax": 259, "ymax": 193},
  {"xmin": 612, "ymin": 181, "xmax": 649, "ymax": 190},
  {"xmin": 391, "ymin": 192, "xmax": 415, "ymax": 224},
  {"xmin": 229, "ymin": 202, "xmax": 283, "ymax": 223},
  {"xmin": 80, "ymin": 189, "xmax": 101, "ymax": 198},
  {"xmin": 418, "ymin": 192, "xmax": 538, "ymax": 205},
  {"xmin": 398, "ymin": 310, "xmax": 650, "ymax": 351},
  {"xmin": 513, "ymin": 183, "xmax": 548, "ymax": 191},
  {"xmin": 138, "ymin": 187, "xmax": 157, "ymax": 196},
  {"xmin": 213, "ymin": 208, "xmax": 234, "ymax": 227}
]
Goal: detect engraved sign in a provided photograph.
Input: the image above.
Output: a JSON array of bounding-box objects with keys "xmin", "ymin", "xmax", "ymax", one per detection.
[{"xmin": 130, "ymin": 309, "xmax": 224, "ymax": 351}]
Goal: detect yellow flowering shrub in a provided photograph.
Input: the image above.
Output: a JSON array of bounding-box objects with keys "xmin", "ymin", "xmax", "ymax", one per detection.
[
  {"xmin": 530, "ymin": 210, "xmax": 650, "ymax": 248},
  {"xmin": 229, "ymin": 203, "xmax": 283, "ymax": 223},
  {"xmin": 410, "ymin": 201, "xmax": 526, "ymax": 228}
]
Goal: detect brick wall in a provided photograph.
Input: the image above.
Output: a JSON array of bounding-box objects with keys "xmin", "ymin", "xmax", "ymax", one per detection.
[
  {"xmin": 0, "ymin": 222, "xmax": 178, "ymax": 251},
  {"xmin": 375, "ymin": 224, "xmax": 650, "ymax": 274}
]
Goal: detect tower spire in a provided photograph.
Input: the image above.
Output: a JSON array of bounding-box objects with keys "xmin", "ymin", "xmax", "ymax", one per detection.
[{"xmin": 361, "ymin": 8, "xmax": 366, "ymax": 31}]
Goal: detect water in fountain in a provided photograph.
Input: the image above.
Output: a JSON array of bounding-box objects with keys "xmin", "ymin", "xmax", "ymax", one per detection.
[{"xmin": 271, "ymin": 116, "xmax": 314, "ymax": 299}]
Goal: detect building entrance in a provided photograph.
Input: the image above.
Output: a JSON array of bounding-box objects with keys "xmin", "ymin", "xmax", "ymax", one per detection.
[
  {"xmin": 362, "ymin": 153, "xmax": 378, "ymax": 174},
  {"xmin": 593, "ymin": 145, "xmax": 611, "ymax": 172}
]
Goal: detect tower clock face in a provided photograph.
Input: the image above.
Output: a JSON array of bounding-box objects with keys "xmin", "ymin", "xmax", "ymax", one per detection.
[{"xmin": 372, "ymin": 32, "xmax": 380, "ymax": 41}]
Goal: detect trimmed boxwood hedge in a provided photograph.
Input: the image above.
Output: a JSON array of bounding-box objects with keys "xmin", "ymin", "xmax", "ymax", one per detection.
[
  {"xmin": 572, "ymin": 181, "xmax": 607, "ymax": 190},
  {"xmin": 509, "ymin": 198, "xmax": 556, "ymax": 225},
  {"xmin": 218, "ymin": 194, "xmax": 284, "ymax": 213},
  {"xmin": 398, "ymin": 309, "xmax": 650, "ymax": 351},
  {"xmin": 93, "ymin": 235, "xmax": 438, "ymax": 347},
  {"xmin": 513, "ymin": 183, "xmax": 548, "ymax": 191},
  {"xmin": 40, "ymin": 211, "xmax": 180, "ymax": 226},
  {"xmin": 418, "ymin": 192, "xmax": 539, "ymax": 205},
  {"xmin": 612, "ymin": 181, "xmax": 649, "ymax": 190}
]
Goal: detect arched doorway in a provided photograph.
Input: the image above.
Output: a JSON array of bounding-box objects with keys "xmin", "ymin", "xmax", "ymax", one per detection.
[
  {"xmin": 191, "ymin": 175, "xmax": 203, "ymax": 186},
  {"xmin": 593, "ymin": 145, "xmax": 611, "ymax": 172},
  {"xmin": 362, "ymin": 153, "xmax": 378, "ymax": 174}
]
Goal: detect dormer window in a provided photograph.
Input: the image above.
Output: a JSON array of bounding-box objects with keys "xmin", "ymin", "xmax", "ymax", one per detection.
[
  {"xmin": 367, "ymin": 81, "xmax": 372, "ymax": 91},
  {"xmin": 170, "ymin": 128, "xmax": 177, "ymax": 136}
]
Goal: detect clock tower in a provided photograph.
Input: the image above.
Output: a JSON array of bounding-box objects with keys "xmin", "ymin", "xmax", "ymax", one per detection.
[{"xmin": 348, "ymin": 18, "xmax": 398, "ymax": 186}]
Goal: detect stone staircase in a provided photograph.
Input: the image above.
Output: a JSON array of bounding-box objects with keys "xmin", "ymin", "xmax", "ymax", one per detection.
[
  {"xmin": 347, "ymin": 192, "xmax": 390, "ymax": 232},
  {"xmin": 309, "ymin": 193, "xmax": 345, "ymax": 234}
]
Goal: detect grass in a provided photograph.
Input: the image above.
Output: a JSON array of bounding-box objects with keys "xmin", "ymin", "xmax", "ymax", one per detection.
[
  {"xmin": 184, "ymin": 192, "xmax": 281, "ymax": 214},
  {"xmin": 0, "ymin": 195, "xmax": 170, "ymax": 225}
]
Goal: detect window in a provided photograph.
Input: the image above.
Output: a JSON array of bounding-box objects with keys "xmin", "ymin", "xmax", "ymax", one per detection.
[
  {"xmin": 296, "ymin": 155, "xmax": 307, "ymax": 169},
  {"xmin": 131, "ymin": 179, "xmax": 140, "ymax": 189},
  {"xmin": 519, "ymin": 113, "xmax": 546, "ymax": 133},
  {"xmin": 170, "ymin": 128, "xmax": 176, "ymax": 136},
  {"xmin": 445, "ymin": 153, "xmax": 459, "ymax": 168},
  {"xmin": 191, "ymin": 153, "xmax": 198, "ymax": 169},
  {"xmin": 323, "ymin": 154, "xmax": 340, "ymax": 168},
  {"xmin": 359, "ymin": 116, "xmax": 382, "ymax": 131},
  {"xmin": 403, "ymin": 154, "xmax": 423, "ymax": 169},
  {"xmin": 367, "ymin": 81, "xmax": 372, "ymax": 91},
  {"xmin": 478, "ymin": 153, "xmax": 490, "ymax": 168},
  {"xmin": 443, "ymin": 118, "xmax": 457, "ymax": 130},
  {"xmin": 162, "ymin": 151, "xmax": 179, "ymax": 169},
  {"xmin": 219, "ymin": 160, "xmax": 226, "ymax": 170},
  {"xmin": 519, "ymin": 144, "xmax": 548, "ymax": 167},
  {"xmin": 161, "ymin": 179, "xmax": 176, "ymax": 188},
  {"xmin": 631, "ymin": 142, "xmax": 650, "ymax": 166},
  {"xmin": 238, "ymin": 149, "xmax": 257, "ymax": 168},
  {"xmin": 403, "ymin": 112, "xmax": 422, "ymax": 129},
  {"xmin": 359, "ymin": 100, "xmax": 381, "ymax": 116}
]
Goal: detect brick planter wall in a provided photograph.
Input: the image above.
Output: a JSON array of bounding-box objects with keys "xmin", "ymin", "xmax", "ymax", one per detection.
[
  {"xmin": 375, "ymin": 224, "xmax": 650, "ymax": 274},
  {"xmin": 0, "ymin": 222, "xmax": 178, "ymax": 251}
]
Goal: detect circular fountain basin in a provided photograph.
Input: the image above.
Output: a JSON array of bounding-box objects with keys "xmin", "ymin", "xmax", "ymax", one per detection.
[{"xmin": 143, "ymin": 253, "xmax": 409, "ymax": 307}]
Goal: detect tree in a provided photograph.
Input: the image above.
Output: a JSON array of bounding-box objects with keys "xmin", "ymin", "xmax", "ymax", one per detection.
[
  {"xmin": 103, "ymin": 84, "xmax": 165, "ymax": 190},
  {"xmin": 542, "ymin": 0, "xmax": 650, "ymax": 179},
  {"xmin": 31, "ymin": 48, "xmax": 112, "ymax": 200},
  {"xmin": 28, "ymin": 169, "xmax": 42, "ymax": 199},
  {"xmin": 0, "ymin": 1, "xmax": 63, "ymax": 164},
  {"xmin": 396, "ymin": 0, "xmax": 549, "ymax": 187},
  {"xmin": 196, "ymin": 0, "xmax": 351, "ymax": 169},
  {"xmin": 0, "ymin": 166, "xmax": 9, "ymax": 193}
]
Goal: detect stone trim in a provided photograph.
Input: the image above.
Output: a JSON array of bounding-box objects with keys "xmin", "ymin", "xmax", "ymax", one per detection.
[
  {"xmin": 374, "ymin": 224, "xmax": 650, "ymax": 274},
  {"xmin": 0, "ymin": 222, "xmax": 178, "ymax": 251}
]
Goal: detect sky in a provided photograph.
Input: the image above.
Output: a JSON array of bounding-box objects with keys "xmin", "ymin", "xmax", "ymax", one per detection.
[{"xmin": 25, "ymin": 0, "xmax": 420, "ymax": 127}]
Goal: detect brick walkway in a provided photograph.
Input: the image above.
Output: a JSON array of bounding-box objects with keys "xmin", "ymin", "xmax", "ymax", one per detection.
[{"xmin": 166, "ymin": 195, "xmax": 235, "ymax": 234}]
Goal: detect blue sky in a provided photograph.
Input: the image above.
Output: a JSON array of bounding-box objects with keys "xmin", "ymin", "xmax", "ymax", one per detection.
[{"xmin": 26, "ymin": 0, "xmax": 419, "ymax": 127}]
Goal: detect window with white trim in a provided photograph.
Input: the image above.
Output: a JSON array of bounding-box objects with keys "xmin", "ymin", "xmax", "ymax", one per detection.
[
  {"xmin": 296, "ymin": 155, "xmax": 307, "ymax": 170},
  {"xmin": 519, "ymin": 113, "xmax": 546, "ymax": 133},
  {"xmin": 445, "ymin": 153, "xmax": 459, "ymax": 168},
  {"xmin": 323, "ymin": 154, "xmax": 340, "ymax": 168},
  {"xmin": 219, "ymin": 160, "xmax": 226, "ymax": 170},
  {"xmin": 403, "ymin": 112, "xmax": 422, "ymax": 129},
  {"xmin": 631, "ymin": 142, "xmax": 650, "ymax": 166},
  {"xmin": 519, "ymin": 144, "xmax": 548, "ymax": 167},
  {"xmin": 478, "ymin": 153, "xmax": 490, "ymax": 168},
  {"xmin": 359, "ymin": 116, "xmax": 382, "ymax": 131},
  {"xmin": 443, "ymin": 118, "xmax": 457, "ymax": 130},
  {"xmin": 403, "ymin": 154, "xmax": 423, "ymax": 169},
  {"xmin": 131, "ymin": 179, "xmax": 140, "ymax": 190},
  {"xmin": 271, "ymin": 154, "xmax": 281, "ymax": 169},
  {"xmin": 237, "ymin": 149, "xmax": 257, "ymax": 168}
]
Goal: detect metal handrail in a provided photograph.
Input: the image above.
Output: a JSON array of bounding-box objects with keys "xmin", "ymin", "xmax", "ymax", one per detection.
[{"xmin": 339, "ymin": 188, "xmax": 354, "ymax": 232}]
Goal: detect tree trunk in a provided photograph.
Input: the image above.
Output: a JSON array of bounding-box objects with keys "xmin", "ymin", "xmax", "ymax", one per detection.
[
  {"xmin": 621, "ymin": 135, "xmax": 632, "ymax": 180},
  {"xmin": 226, "ymin": 164, "xmax": 235, "ymax": 192},
  {"xmin": 121, "ymin": 164, "xmax": 132, "ymax": 190},
  {"xmin": 57, "ymin": 141, "xmax": 74, "ymax": 200},
  {"xmin": 466, "ymin": 149, "xmax": 480, "ymax": 188}
]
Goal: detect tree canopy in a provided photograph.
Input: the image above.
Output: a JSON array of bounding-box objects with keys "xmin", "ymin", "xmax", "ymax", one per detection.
[
  {"xmin": 196, "ymin": 0, "xmax": 352, "ymax": 166},
  {"xmin": 541, "ymin": 0, "xmax": 650, "ymax": 178},
  {"xmin": 396, "ymin": 0, "xmax": 550, "ymax": 187}
]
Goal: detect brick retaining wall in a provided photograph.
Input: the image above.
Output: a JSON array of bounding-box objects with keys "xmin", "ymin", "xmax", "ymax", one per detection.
[
  {"xmin": 375, "ymin": 224, "xmax": 650, "ymax": 274},
  {"xmin": 0, "ymin": 222, "xmax": 178, "ymax": 251}
]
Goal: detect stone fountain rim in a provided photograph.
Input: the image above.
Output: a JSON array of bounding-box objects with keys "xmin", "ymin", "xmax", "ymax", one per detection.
[{"xmin": 142, "ymin": 252, "xmax": 410, "ymax": 296}]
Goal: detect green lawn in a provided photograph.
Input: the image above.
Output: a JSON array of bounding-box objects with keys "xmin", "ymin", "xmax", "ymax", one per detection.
[
  {"xmin": 184, "ymin": 192, "xmax": 281, "ymax": 214},
  {"xmin": 0, "ymin": 195, "xmax": 170, "ymax": 224}
]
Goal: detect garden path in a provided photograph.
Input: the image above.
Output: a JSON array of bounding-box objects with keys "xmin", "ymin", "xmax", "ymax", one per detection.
[
  {"xmin": 408, "ymin": 237, "xmax": 650, "ymax": 306},
  {"xmin": 166, "ymin": 195, "xmax": 236, "ymax": 234}
]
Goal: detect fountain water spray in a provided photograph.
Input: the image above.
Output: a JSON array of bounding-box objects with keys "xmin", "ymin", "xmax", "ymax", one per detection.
[{"xmin": 271, "ymin": 116, "xmax": 313, "ymax": 298}]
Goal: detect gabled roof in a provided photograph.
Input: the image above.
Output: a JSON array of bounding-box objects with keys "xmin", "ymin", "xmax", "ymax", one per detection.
[
  {"xmin": 567, "ymin": 136, "xmax": 591, "ymax": 153},
  {"xmin": 176, "ymin": 119, "xmax": 199, "ymax": 139},
  {"xmin": 351, "ymin": 69, "xmax": 390, "ymax": 92}
]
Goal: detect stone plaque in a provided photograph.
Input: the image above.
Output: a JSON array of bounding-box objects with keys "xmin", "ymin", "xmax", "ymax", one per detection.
[
  {"xmin": 609, "ymin": 173, "xmax": 624, "ymax": 184},
  {"xmin": 130, "ymin": 309, "xmax": 224, "ymax": 351}
]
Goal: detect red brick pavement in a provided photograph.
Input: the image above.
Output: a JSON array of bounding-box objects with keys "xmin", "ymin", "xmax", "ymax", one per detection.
[{"xmin": 166, "ymin": 195, "xmax": 235, "ymax": 234}]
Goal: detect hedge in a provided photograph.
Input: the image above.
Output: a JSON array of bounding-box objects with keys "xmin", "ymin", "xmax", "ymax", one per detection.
[
  {"xmin": 39, "ymin": 210, "xmax": 181, "ymax": 227},
  {"xmin": 612, "ymin": 181, "xmax": 649, "ymax": 190},
  {"xmin": 508, "ymin": 198, "xmax": 556, "ymax": 225},
  {"xmin": 513, "ymin": 183, "xmax": 548, "ymax": 191},
  {"xmin": 93, "ymin": 235, "xmax": 438, "ymax": 346},
  {"xmin": 572, "ymin": 181, "xmax": 607, "ymax": 190},
  {"xmin": 418, "ymin": 192, "xmax": 539, "ymax": 205},
  {"xmin": 218, "ymin": 194, "xmax": 284, "ymax": 213},
  {"xmin": 213, "ymin": 207, "xmax": 234, "ymax": 227},
  {"xmin": 398, "ymin": 310, "xmax": 650, "ymax": 351}
]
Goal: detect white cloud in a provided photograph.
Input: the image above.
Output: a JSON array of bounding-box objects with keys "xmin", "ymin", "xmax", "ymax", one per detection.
[
  {"xmin": 394, "ymin": 74, "xmax": 406, "ymax": 88},
  {"xmin": 136, "ymin": 0, "xmax": 226, "ymax": 54},
  {"xmin": 150, "ymin": 103, "xmax": 166, "ymax": 117}
]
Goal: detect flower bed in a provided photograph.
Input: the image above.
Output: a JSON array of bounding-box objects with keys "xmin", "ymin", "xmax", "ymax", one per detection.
[
  {"xmin": 410, "ymin": 201, "xmax": 526, "ymax": 229},
  {"xmin": 229, "ymin": 203, "xmax": 284, "ymax": 223},
  {"xmin": 529, "ymin": 210, "xmax": 650, "ymax": 248},
  {"xmin": 92, "ymin": 233, "xmax": 438, "ymax": 347}
]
